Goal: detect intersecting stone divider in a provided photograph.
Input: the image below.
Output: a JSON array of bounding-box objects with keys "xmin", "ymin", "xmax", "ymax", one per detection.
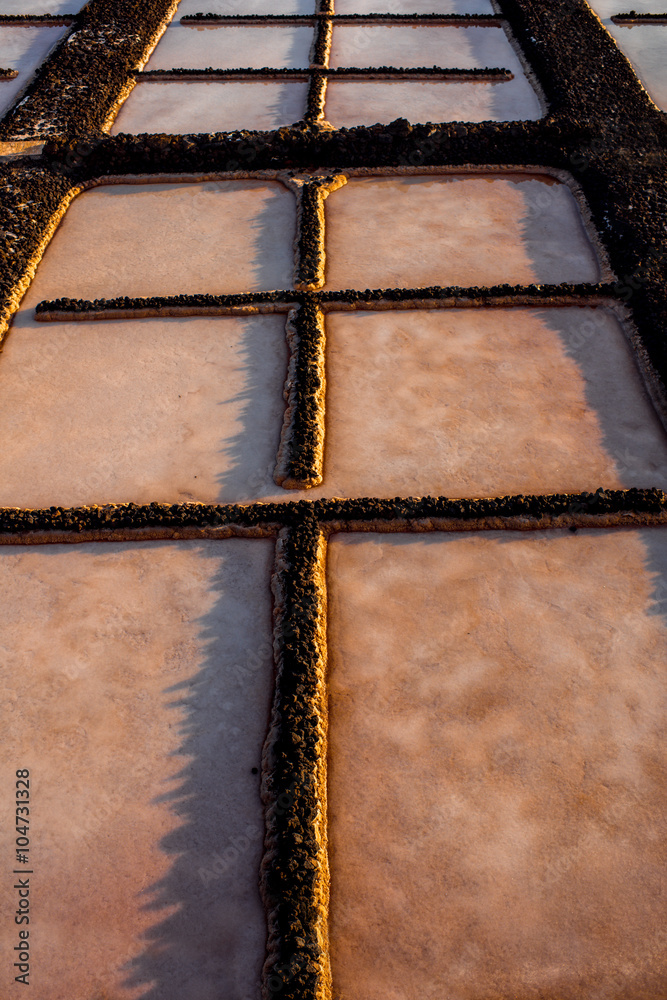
[
  {"xmin": 0, "ymin": 489, "xmax": 666, "ymax": 542},
  {"xmin": 281, "ymin": 172, "xmax": 347, "ymax": 290},
  {"xmin": 33, "ymin": 280, "xmax": 617, "ymax": 494},
  {"xmin": 34, "ymin": 283, "xmax": 620, "ymax": 320}
]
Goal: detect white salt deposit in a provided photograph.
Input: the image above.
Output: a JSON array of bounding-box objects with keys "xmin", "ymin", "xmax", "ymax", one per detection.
[
  {"xmin": 325, "ymin": 75, "xmax": 540, "ymax": 126},
  {"xmin": 176, "ymin": 0, "xmax": 314, "ymax": 13},
  {"xmin": 0, "ymin": 0, "xmax": 85, "ymax": 11},
  {"xmin": 335, "ymin": 0, "xmax": 494, "ymax": 12},
  {"xmin": 330, "ymin": 23, "xmax": 520, "ymax": 70},
  {"xmin": 111, "ymin": 79, "xmax": 308, "ymax": 134},
  {"xmin": 326, "ymin": 23, "xmax": 542, "ymax": 124},
  {"xmin": 143, "ymin": 24, "xmax": 314, "ymax": 72}
]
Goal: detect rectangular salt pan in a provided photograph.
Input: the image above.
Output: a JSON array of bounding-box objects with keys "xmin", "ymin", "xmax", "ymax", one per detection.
[
  {"xmin": 335, "ymin": 0, "xmax": 494, "ymax": 11},
  {"xmin": 0, "ymin": 0, "xmax": 85, "ymax": 10},
  {"xmin": 330, "ymin": 24, "xmax": 517, "ymax": 69},
  {"xmin": 327, "ymin": 527, "xmax": 667, "ymax": 1000},
  {"xmin": 325, "ymin": 76, "xmax": 541, "ymax": 126},
  {"xmin": 26, "ymin": 181, "xmax": 296, "ymax": 299},
  {"xmin": 111, "ymin": 80, "xmax": 308, "ymax": 134},
  {"xmin": 586, "ymin": 0, "xmax": 661, "ymax": 18},
  {"xmin": 0, "ymin": 314, "xmax": 288, "ymax": 508},
  {"xmin": 0, "ymin": 538, "xmax": 274, "ymax": 1000},
  {"xmin": 327, "ymin": 24, "xmax": 542, "ymax": 123},
  {"xmin": 176, "ymin": 0, "xmax": 315, "ymax": 13},
  {"xmin": 144, "ymin": 24, "xmax": 313, "ymax": 71},
  {"xmin": 323, "ymin": 174, "xmax": 602, "ymax": 290},
  {"xmin": 0, "ymin": 26, "xmax": 66, "ymax": 118},
  {"xmin": 321, "ymin": 307, "xmax": 667, "ymax": 499}
]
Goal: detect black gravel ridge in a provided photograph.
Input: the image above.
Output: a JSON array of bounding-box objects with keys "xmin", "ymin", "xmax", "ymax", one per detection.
[
  {"xmin": 0, "ymin": 489, "xmax": 664, "ymax": 536},
  {"xmin": 0, "ymin": 0, "xmax": 178, "ymax": 140},
  {"xmin": 35, "ymin": 282, "xmax": 619, "ymax": 317},
  {"xmin": 261, "ymin": 517, "xmax": 329, "ymax": 1000}
]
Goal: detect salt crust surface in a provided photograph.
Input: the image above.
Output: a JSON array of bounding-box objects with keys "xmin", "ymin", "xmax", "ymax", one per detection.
[
  {"xmin": 585, "ymin": 0, "xmax": 667, "ymax": 111},
  {"xmin": 335, "ymin": 0, "xmax": 494, "ymax": 11},
  {"xmin": 0, "ymin": 538, "xmax": 273, "ymax": 1000},
  {"xmin": 20, "ymin": 181, "xmax": 295, "ymax": 299},
  {"xmin": 144, "ymin": 24, "xmax": 314, "ymax": 72},
  {"xmin": 111, "ymin": 79, "xmax": 308, "ymax": 135},
  {"xmin": 321, "ymin": 308, "xmax": 667, "ymax": 497},
  {"xmin": 0, "ymin": 314, "xmax": 287, "ymax": 509},
  {"xmin": 0, "ymin": 26, "xmax": 66, "ymax": 117},
  {"xmin": 323, "ymin": 174, "xmax": 602, "ymax": 290},
  {"xmin": 176, "ymin": 0, "xmax": 314, "ymax": 13},
  {"xmin": 327, "ymin": 528, "xmax": 667, "ymax": 1000},
  {"xmin": 325, "ymin": 75, "xmax": 540, "ymax": 127},
  {"xmin": 0, "ymin": 0, "xmax": 84, "ymax": 10},
  {"xmin": 330, "ymin": 23, "xmax": 524, "ymax": 70}
]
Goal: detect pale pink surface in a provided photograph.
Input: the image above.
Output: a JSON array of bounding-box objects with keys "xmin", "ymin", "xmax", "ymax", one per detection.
[
  {"xmin": 143, "ymin": 24, "xmax": 313, "ymax": 71},
  {"xmin": 176, "ymin": 0, "xmax": 313, "ymax": 13},
  {"xmin": 330, "ymin": 24, "xmax": 520, "ymax": 69},
  {"xmin": 0, "ymin": 539, "xmax": 274, "ymax": 1000},
  {"xmin": 325, "ymin": 77, "xmax": 541, "ymax": 126},
  {"xmin": 321, "ymin": 307, "xmax": 667, "ymax": 497},
  {"xmin": 0, "ymin": 0, "xmax": 84, "ymax": 10},
  {"xmin": 3, "ymin": 307, "xmax": 663, "ymax": 508},
  {"xmin": 111, "ymin": 80, "xmax": 308, "ymax": 134},
  {"xmin": 326, "ymin": 24, "xmax": 542, "ymax": 123},
  {"xmin": 23, "ymin": 181, "xmax": 295, "ymax": 298},
  {"xmin": 0, "ymin": 314, "xmax": 288, "ymax": 508},
  {"xmin": 323, "ymin": 174, "xmax": 601, "ymax": 290},
  {"xmin": 335, "ymin": 0, "xmax": 493, "ymax": 11},
  {"xmin": 327, "ymin": 527, "xmax": 667, "ymax": 1000},
  {"xmin": 5, "ymin": 177, "xmax": 657, "ymax": 509}
]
